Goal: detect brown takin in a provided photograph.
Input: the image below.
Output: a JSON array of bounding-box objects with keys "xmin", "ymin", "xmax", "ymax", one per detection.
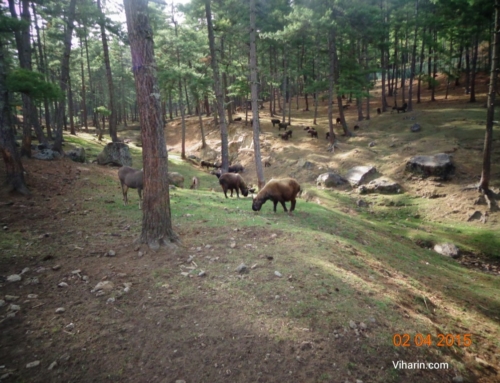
[
  {"xmin": 252, "ymin": 178, "xmax": 301, "ymax": 213},
  {"xmin": 118, "ymin": 166, "xmax": 144, "ymax": 208},
  {"xmin": 219, "ymin": 173, "xmax": 249, "ymax": 198}
]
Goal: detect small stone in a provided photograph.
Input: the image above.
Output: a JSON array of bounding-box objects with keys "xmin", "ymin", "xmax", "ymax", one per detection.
[
  {"xmin": 138, "ymin": 251, "xmax": 143, "ymax": 257},
  {"xmin": 198, "ymin": 271, "xmax": 207, "ymax": 277},
  {"xmin": 236, "ymin": 263, "xmax": 248, "ymax": 273},
  {"xmin": 82, "ymin": 276, "xmax": 89, "ymax": 281},
  {"xmin": 52, "ymin": 265, "xmax": 61, "ymax": 271},
  {"xmin": 58, "ymin": 282, "xmax": 69, "ymax": 288},
  {"xmin": 48, "ymin": 361, "xmax": 57, "ymax": 370},
  {"xmin": 0, "ymin": 300, "xmax": 5, "ymax": 307},
  {"xmin": 368, "ymin": 141, "xmax": 375, "ymax": 147},
  {"xmin": 175, "ymin": 380, "xmax": 186, "ymax": 383},
  {"xmin": 270, "ymin": 234, "xmax": 278, "ymax": 238},
  {"xmin": 107, "ymin": 297, "xmax": 115, "ymax": 304},
  {"xmin": 452, "ymin": 376, "xmax": 464, "ymax": 383},
  {"xmin": 275, "ymin": 295, "xmax": 280, "ymax": 300},
  {"xmin": 349, "ymin": 320, "xmax": 357, "ymax": 329},
  {"xmin": 274, "ymin": 271, "xmax": 282, "ymax": 278},
  {"xmin": 92, "ymin": 281, "xmax": 114, "ymax": 293},
  {"xmin": 26, "ymin": 361, "xmax": 40, "ymax": 368},
  {"xmin": 21, "ymin": 267, "xmax": 30, "ymax": 274},
  {"xmin": 5, "ymin": 295, "xmax": 19, "ymax": 301},
  {"xmin": 59, "ymin": 353, "xmax": 70, "ymax": 362},
  {"xmin": 8, "ymin": 304, "xmax": 20, "ymax": 311},
  {"xmin": 180, "ymin": 272, "xmax": 190, "ymax": 277},
  {"xmin": 300, "ymin": 341, "xmax": 313, "ymax": 350},
  {"xmin": 123, "ymin": 282, "xmax": 132, "ymax": 293},
  {"xmin": 359, "ymin": 322, "xmax": 367, "ymax": 330},
  {"xmin": 71, "ymin": 269, "xmax": 81, "ymax": 274},
  {"xmin": 107, "ymin": 250, "xmax": 116, "ymax": 257},
  {"xmin": 66, "ymin": 323, "xmax": 75, "ymax": 330},
  {"xmin": 7, "ymin": 274, "xmax": 21, "ymax": 282},
  {"xmin": 229, "ymin": 242, "xmax": 236, "ymax": 248},
  {"xmin": 356, "ymin": 380, "xmax": 364, "ymax": 383},
  {"xmin": 55, "ymin": 307, "xmax": 65, "ymax": 313},
  {"xmin": 251, "ymin": 264, "xmax": 258, "ymax": 269}
]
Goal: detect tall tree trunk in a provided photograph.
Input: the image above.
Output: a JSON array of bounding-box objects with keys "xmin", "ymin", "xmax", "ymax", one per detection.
[
  {"xmin": 470, "ymin": 34, "xmax": 479, "ymax": 103},
  {"xmin": 417, "ymin": 27, "xmax": 425, "ymax": 103},
  {"xmin": 205, "ymin": 0, "xmax": 229, "ymax": 172},
  {"xmin": 52, "ymin": 0, "xmax": 77, "ymax": 153},
  {"xmin": 465, "ymin": 45, "xmax": 471, "ymax": 94},
  {"xmin": 97, "ymin": 0, "xmax": 118, "ymax": 142},
  {"xmin": 431, "ymin": 29, "xmax": 437, "ymax": 101},
  {"xmin": 327, "ymin": 33, "xmax": 337, "ymax": 147},
  {"xmin": 282, "ymin": 54, "xmax": 287, "ymax": 123},
  {"xmin": 0, "ymin": 39, "xmax": 30, "ymax": 195},
  {"xmin": 80, "ymin": 38, "xmax": 88, "ymax": 132},
  {"xmin": 479, "ymin": 0, "xmax": 500, "ymax": 197},
  {"xmin": 445, "ymin": 39, "xmax": 453, "ymax": 99},
  {"xmin": 196, "ymin": 97, "xmax": 206, "ymax": 149},
  {"xmin": 455, "ymin": 44, "xmax": 463, "ymax": 86},
  {"xmin": 332, "ymin": 35, "xmax": 351, "ymax": 137},
  {"xmin": 173, "ymin": 14, "xmax": 186, "ymax": 159},
  {"xmin": 250, "ymin": 0, "xmax": 265, "ymax": 189},
  {"xmin": 84, "ymin": 30, "xmax": 97, "ymax": 128},
  {"xmin": 68, "ymin": 76, "xmax": 76, "ymax": 135},
  {"xmin": 408, "ymin": 0, "xmax": 419, "ymax": 112},
  {"xmin": 123, "ymin": 0, "xmax": 178, "ymax": 248}
]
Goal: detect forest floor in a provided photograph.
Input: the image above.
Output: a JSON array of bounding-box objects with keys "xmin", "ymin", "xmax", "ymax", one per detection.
[{"xmin": 0, "ymin": 75, "xmax": 500, "ymax": 383}]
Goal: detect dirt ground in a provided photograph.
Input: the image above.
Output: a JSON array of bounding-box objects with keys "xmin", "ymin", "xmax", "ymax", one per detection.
[{"xmin": 0, "ymin": 76, "xmax": 499, "ymax": 383}]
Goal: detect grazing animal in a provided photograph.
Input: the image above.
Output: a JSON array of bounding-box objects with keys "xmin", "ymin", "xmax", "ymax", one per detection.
[
  {"xmin": 118, "ymin": 166, "xmax": 143, "ymax": 208},
  {"xmin": 271, "ymin": 118, "xmax": 281, "ymax": 127},
  {"xmin": 392, "ymin": 103, "xmax": 408, "ymax": 113},
  {"xmin": 304, "ymin": 126, "xmax": 311, "ymax": 131},
  {"xmin": 250, "ymin": 118, "xmax": 253, "ymax": 124},
  {"xmin": 229, "ymin": 164, "xmax": 244, "ymax": 173},
  {"xmin": 264, "ymin": 160, "xmax": 271, "ymax": 167},
  {"xmin": 190, "ymin": 176, "xmax": 199, "ymax": 190},
  {"xmin": 278, "ymin": 122, "xmax": 289, "ymax": 131},
  {"xmin": 201, "ymin": 160, "xmax": 217, "ymax": 169},
  {"xmin": 252, "ymin": 178, "xmax": 301, "ymax": 213},
  {"xmin": 326, "ymin": 132, "xmax": 334, "ymax": 140},
  {"xmin": 377, "ymin": 107, "xmax": 381, "ymax": 115},
  {"xmin": 285, "ymin": 130, "xmax": 292, "ymax": 138},
  {"xmin": 279, "ymin": 132, "xmax": 289, "ymax": 140},
  {"xmin": 307, "ymin": 129, "xmax": 318, "ymax": 138},
  {"xmin": 354, "ymin": 125, "xmax": 360, "ymax": 130},
  {"xmin": 234, "ymin": 117, "xmax": 242, "ymax": 122},
  {"xmin": 336, "ymin": 117, "xmax": 341, "ymax": 124},
  {"xmin": 219, "ymin": 173, "xmax": 249, "ymax": 198},
  {"xmin": 342, "ymin": 104, "xmax": 350, "ymax": 110}
]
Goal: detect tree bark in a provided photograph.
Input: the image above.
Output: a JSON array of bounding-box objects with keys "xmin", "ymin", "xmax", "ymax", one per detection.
[
  {"xmin": 417, "ymin": 27, "xmax": 425, "ymax": 103},
  {"xmin": 123, "ymin": 0, "xmax": 178, "ymax": 248},
  {"xmin": 470, "ymin": 34, "xmax": 479, "ymax": 103},
  {"xmin": 68, "ymin": 76, "xmax": 76, "ymax": 135},
  {"xmin": 327, "ymin": 33, "xmax": 337, "ymax": 146},
  {"xmin": 479, "ymin": 0, "xmax": 500, "ymax": 196},
  {"xmin": 0, "ymin": 39, "xmax": 30, "ymax": 195},
  {"xmin": 205, "ymin": 0, "xmax": 229, "ymax": 172},
  {"xmin": 407, "ymin": 0, "xmax": 419, "ymax": 112},
  {"xmin": 250, "ymin": 0, "xmax": 265, "ymax": 189},
  {"xmin": 97, "ymin": 0, "xmax": 118, "ymax": 142},
  {"xmin": 52, "ymin": 0, "xmax": 77, "ymax": 153}
]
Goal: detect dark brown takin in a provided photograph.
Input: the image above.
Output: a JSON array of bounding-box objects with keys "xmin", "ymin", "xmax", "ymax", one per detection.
[
  {"xmin": 118, "ymin": 166, "xmax": 143, "ymax": 208},
  {"xmin": 219, "ymin": 173, "xmax": 249, "ymax": 198}
]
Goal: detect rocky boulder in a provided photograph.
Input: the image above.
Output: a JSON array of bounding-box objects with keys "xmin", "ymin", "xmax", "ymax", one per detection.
[
  {"xmin": 96, "ymin": 143, "xmax": 132, "ymax": 167},
  {"xmin": 344, "ymin": 165, "xmax": 377, "ymax": 187},
  {"xmin": 433, "ymin": 243, "xmax": 460, "ymax": 259},
  {"xmin": 32, "ymin": 148, "xmax": 61, "ymax": 161},
  {"xmin": 405, "ymin": 153, "xmax": 454, "ymax": 179},
  {"xmin": 168, "ymin": 172, "xmax": 185, "ymax": 188},
  {"xmin": 410, "ymin": 124, "xmax": 421, "ymax": 132},
  {"xmin": 358, "ymin": 177, "xmax": 402, "ymax": 194},
  {"xmin": 65, "ymin": 147, "xmax": 86, "ymax": 163},
  {"xmin": 316, "ymin": 172, "xmax": 348, "ymax": 188}
]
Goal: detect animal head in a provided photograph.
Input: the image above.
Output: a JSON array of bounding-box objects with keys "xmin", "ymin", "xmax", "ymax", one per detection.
[{"xmin": 251, "ymin": 196, "xmax": 263, "ymax": 211}]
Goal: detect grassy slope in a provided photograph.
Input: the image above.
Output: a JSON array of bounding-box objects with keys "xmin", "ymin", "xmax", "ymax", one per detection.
[{"xmin": 59, "ymin": 129, "xmax": 500, "ymax": 381}]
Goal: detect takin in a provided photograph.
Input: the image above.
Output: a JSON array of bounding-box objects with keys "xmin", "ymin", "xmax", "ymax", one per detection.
[
  {"xmin": 118, "ymin": 166, "xmax": 143, "ymax": 208},
  {"xmin": 251, "ymin": 178, "xmax": 301, "ymax": 213},
  {"xmin": 278, "ymin": 122, "xmax": 289, "ymax": 131},
  {"xmin": 219, "ymin": 173, "xmax": 249, "ymax": 198},
  {"xmin": 190, "ymin": 176, "xmax": 199, "ymax": 190},
  {"xmin": 271, "ymin": 118, "xmax": 281, "ymax": 127},
  {"xmin": 307, "ymin": 129, "xmax": 318, "ymax": 138}
]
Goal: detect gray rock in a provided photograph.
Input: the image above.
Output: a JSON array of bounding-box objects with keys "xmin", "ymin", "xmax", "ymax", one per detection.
[
  {"xmin": 65, "ymin": 147, "xmax": 86, "ymax": 163},
  {"xmin": 96, "ymin": 142, "xmax": 132, "ymax": 166},
  {"xmin": 274, "ymin": 271, "xmax": 282, "ymax": 277},
  {"xmin": 236, "ymin": 263, "xmax": 248, "ymax": 273},
  {"xmin": 107, "ymin": 250, "xmax": 116, "ymax": 257},
  {"xmin": 368, "ymin": 141, "xmax": 376, "ymax": 147},
  {"xmin": 434, "ymin": 243, "xmax": 460, "ymax": 259},
  {"xmin": 48, "ymin": 361, "xmax": 58, "ymax": 370},
  {"xmin": 7, "ymin": 274, "xmax": 21, "ymax": 282},
  {"xmin": 5, "ymin": 295, "xmax": 19, "ymax": 301},
  {"xmin": 32, "ymin": 149, "xmax": 60, "ymax": 161},
  {"xmin": 26, "ymin": 361, "xmax": 40, "ymax": 368},
  {"xmin": 358, "ymin": 177, "xmax": 402, "ymax": 194},
  {"xmin": 0, "ymin": 300, "xmax": 5, "ymax": 307},
  {"xmin": 55, "ymin": 307, "xmax": 65, "ymax": 313},
  {"xmin": 316, "ymin": 172, "xmax": 348, "ymax": 188},
  {"xmin": 349, "ymin": 320, "xmax": 357, "ymax": 329},
  {"xmin": 410, "ymin": 123, "xmax": 421, "ymax": 132},
  {"xmin": 92, "ymin": 281, "xmax": 114, "ymax": 293},
  {"xmin": 452, "ymin": 376, "xmax": 464, "ymax": 383},
  {"xmin": 467, "ymin": 210, "xmax": 487, "ymax": 223},
  {"xmin": 344, "ymin": 166, "xmax": 377, "ymax": 187},
  {"xmin": 168, "ymin": 172, "xmax": 185, "ymax": 188},
  {"xmin": 8, "ymin": 304, "xmax": 20, "ymax": 311},
  {"xmin": 58, "ymin": 282, "xmax": 68, "ymax": 288},
  {"xmin": 356, "ymin": 199, "xmax": 368, "ymax": 207},
  {"xmin": 405, "ymin": 153, "xmax": 455, "ymax": 180},
  {"xmin": 297, "ymin": 159, "xmax": 314, "ymax": 169}
]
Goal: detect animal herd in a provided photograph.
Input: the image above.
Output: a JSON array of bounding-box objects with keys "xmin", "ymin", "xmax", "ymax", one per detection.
[{"xmin": 118, "ymin": 106, "xmax": 400, "ymax": 213}]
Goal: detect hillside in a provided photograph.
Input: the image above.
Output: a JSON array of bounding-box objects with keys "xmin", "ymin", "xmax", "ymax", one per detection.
[{"xmin": 0, "ymin": 78, "xmax": 499, "ymax": 383}]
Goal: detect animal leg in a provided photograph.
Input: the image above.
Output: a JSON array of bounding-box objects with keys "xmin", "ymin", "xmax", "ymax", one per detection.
[
  {"xmin": 290, "ymin": 198, "xmax": 296, "ymax": 212},
  {"xmin": 280, "ymin": 201, "xmax": 288, "ymax": 212},
  {"xmin": 122, "ymin": 184, "xmax": 129, "ymax": 205},
  {"xmin": 273, "ymin": 200, "xmax": 278, "ymax": 212},
  {"xmin": 138, "ymin": 189, "xmax": 143, "ymax": 209}
]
